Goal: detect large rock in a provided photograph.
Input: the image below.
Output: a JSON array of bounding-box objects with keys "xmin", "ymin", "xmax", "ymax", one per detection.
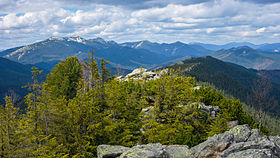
[
  {"xmin": 190, "ymin": 125, "xmax": 264, "ymax": 158},
  {"xmin": 190, "ymin": 102, "xmax": 219, "ymax": 118},
  {"xmin": 119, "ymin": 143, "xmax": 167, "ymax": 158},
  {"xmin": 97, "ymin": 143, "xmax": 191, "ymax": 158},
  {"xmin": 164, "ymin": 145, "xmax": 192, "ymax": 158},
  {"xmin": 226, "ymin": 149, "xmax": 276, "ymax": 158},
  {"xmin": 225, "ymin": 124, "xmax": 252, "ymax": 143},
  {"xmin": 97, "ymin": 125, "xmax": 280, "ymax": 158},
  {"xmin": 126, "ymin": 67, "xmax": 147, "ymax": 78},
  {"xmin": 97, "ymin": 145, "xmax": 130, "ymax": 158},
  {"xmin": 117, "ymin": 67, "xmax": 163, "ymax": 81},
  {"xmin": 221, "ymin": 137, "xmax": 278, "ymax": 157}
]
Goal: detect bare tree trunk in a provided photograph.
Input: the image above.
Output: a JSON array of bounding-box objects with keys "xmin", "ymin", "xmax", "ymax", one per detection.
[{"xmin": 251, "ymin": 72, "xmax": 272, "ymax": 132}]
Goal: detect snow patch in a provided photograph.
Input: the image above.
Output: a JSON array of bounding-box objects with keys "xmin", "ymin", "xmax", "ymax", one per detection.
[
  {"xmin": 18, "ymin": 52, "xmax": 25, "ymax": 60},
  {"xmin": 5, "ymin": 46, "xmax": 31, "ymax": 58},
  {"xmin": 67, "ymin": 36, "xmax": 86, "ymax": 44}
]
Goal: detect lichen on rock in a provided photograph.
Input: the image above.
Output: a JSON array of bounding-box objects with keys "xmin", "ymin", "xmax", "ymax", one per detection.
[{"xmin": 97, "ymin": 123, "xmax": 280, "ymax": 158}]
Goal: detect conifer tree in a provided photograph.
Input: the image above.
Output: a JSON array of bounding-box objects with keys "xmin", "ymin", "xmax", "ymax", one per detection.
[
  {"xmin": 25, "ymin": 67, "xmax": 43, "ymax": 146},
  {"xmin": 0, "ymin": 97, "xmax": 18, "ymax": 157},
  {"xmin": 46, "ymin": 56, "xmax": 82, "ymax": 100},
  {"xmin": 100, "ymin": 58, "xmax": 110, "ymax": 102},
  {"xmin": 83, "ymin": 51, "xmax": 100, "ymax": 90}
]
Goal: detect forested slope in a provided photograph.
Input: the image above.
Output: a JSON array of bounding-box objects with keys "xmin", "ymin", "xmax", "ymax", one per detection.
[
  {"xmin": 0, "ymin": 54, "xmax": 267, "ymax": 157},
  {"xmin": 165, "ymin": 56, "xmax": 280, "ymax": 134}
]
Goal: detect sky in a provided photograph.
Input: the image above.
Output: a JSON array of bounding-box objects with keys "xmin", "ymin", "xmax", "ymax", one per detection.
[{"xmin": 0, "ymin": 0, "xmax": 280, "ymax": 49}]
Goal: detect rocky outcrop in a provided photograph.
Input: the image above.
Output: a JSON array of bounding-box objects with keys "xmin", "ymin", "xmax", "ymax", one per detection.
[
  {"xmin": 119, "ymin": 143, "xmax": 168, "ymax": 158},
  {"xmin": 97, "ymin": 145, "xmax": 131, "ymax": 158},
  {"xmin": 97, "ymin": 125, "xmax": 280, "ymax": 158},
  {"xmin": 196, "ymin": 102, "xmax": 219, "ymax": 118},
  {"xmin": 117, "ymin": 67, "xmax": 167, "ymax": 81},
  {"xmin": 141, "ymin": 102, "xmax": 219, "ymax": 120},
  {"xmin": 97, "ymin": 143, "xmax": 192, "ymax": 158}
]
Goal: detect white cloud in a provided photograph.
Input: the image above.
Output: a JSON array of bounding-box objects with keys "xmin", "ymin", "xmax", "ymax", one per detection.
[
  {"xmin": 162, "ymin": 23, "xmax": 196, "ymax": 29},
  {"xmin": 206, "ymin": 28, "xmax": 216, "ymax": 34},
  {"xmin": 256, "ymin": 27, "xmax": 266, "ymax": 33},
  {"xmin": 0, "ymin": 0, "xmax": 280, "ymax": 49}
]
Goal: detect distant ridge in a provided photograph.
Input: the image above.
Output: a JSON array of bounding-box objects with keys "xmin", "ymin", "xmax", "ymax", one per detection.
[
  {"xmin": 2, "ymin": 37, "xmax": 181, "ymax": 71},
  {"xmin": 121, "ymin": 40, "xmax": 211, "ymax": 57},
  {"xmin": 2, "ymin": 36, "xmax": 280, "ymax": 71},
  {"xmin": 211, "ymin": 46, "xmax": 280, "ymax": 70}
]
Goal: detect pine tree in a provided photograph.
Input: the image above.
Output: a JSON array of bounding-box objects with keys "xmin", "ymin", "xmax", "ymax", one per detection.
[
  {"xmin": 83, "ymin": 51, "xmax": 100, "ymax": 90},
  {"xmin": 100, "ymin": 58, "xmax": 110, "ymax": 102},
  {"xmin": 0, "ymin": 97, "xmax": 18, "ymax": 157},
  {"xmin": 46, "ymin": 56, "xmax": 82, "ymax": 100}
]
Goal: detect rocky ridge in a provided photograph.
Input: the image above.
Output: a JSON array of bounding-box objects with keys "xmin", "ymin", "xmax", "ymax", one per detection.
[
  {"xmin": 117, "ymin": 68, "xmax": 220, "ymax": 119},
  {"xmin": 116, "ymin": 67, "xmax": 164, "ymax": 81},
  {"xmin": 97, "ymin": 124, "xmax": 280, "ymax": 158}
]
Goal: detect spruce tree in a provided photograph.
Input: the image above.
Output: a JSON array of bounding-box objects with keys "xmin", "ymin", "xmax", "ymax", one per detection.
[{"xmin": 46, "ymin": 56, "xmax": 82, "ymax": 100}]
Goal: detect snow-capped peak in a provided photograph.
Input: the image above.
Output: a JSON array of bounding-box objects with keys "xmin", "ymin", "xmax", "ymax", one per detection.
[{"xmin": 67, "ymin": 36, "xmax": 86, "ymax": 44}]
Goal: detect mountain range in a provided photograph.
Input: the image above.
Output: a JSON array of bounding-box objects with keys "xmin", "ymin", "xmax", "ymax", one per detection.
[
  {"xmin": 191, "ymin": 42, "xmax": 280, "ymax": 52},
  {"xmin": 1, "ymin": 37, "xmax": 187, "ymax": 71},
  {"xmin": 121, "ymin": 40, "xmax": 211, "ymax": 57},
  {"xmin": 1, "ymin": 36, "xmax": 280, "ymax": 71}
]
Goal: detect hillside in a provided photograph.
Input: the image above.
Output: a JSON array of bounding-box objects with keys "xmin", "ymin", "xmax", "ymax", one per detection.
[
  {"xmin": 211, "ymin": 46, "xmax": 280, "ymax": 70},
  {"xmin": 259, "ymin": 70, "xmax": 280, "ymax": 84},
  {"xmin": 0, "ymin": 57, "xmax": 33, "ymax": 104},
  {"xmin": 165, "ymin": 56, "xmax": 280, "ymax": 116},
  {"xmin": 0, "ymin": 46, "xmax": 24, "ymax": 57}
]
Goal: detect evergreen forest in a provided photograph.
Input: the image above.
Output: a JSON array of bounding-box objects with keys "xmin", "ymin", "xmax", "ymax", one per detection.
[{"xmin": 0, "ymin": 52, "xmax": 269, "ymax": 157}]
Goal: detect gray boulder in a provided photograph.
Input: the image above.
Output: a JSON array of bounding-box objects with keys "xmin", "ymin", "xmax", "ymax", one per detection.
[
  {"xmin": 97, "ymin": 145, "xmax": 130, "ymax": 158},
  {"xmin": 228, "ymin": 120, "xmax": 239, "ymax": 129},
  {"xmin": 119, "ymin": 143, "xmax": 168, "ymax": 158},
  {"xmin": 117, "ymin": 67, "xmax": 165, "ymax": 81},
  {"xmin": 97, "ymin": 125, "xmax": 280, "ymax": 158},
  {"xmin": 164, "ymin": 145, "xmax": 192, "ymax": 158},
  {"xmin": 196, "ymin": 102, "xmax": 219, "ymax": 118},
  {"xmin": 190, "ymin": 125, "xmax": 259, "ymax": 158},
  {"xmin": 226, "ymin": 149, "xmax": 276, "ymax": 158},
  {"xmin": 126, "ymin": 67, "xmax": 147, "ymax": 78},
  {"xmin": 225, "ymin": 124, "xmax": 252, "ymax": 143},
  {"xmin": 97, "ymin": 143, "xmax": 192, "ymax": 158},
  {"xmin": 221, "ymin": 137, "xmax": 278, "ymax": 157}
]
